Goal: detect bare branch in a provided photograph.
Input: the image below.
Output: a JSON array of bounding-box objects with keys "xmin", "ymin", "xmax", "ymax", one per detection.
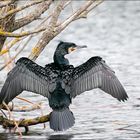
[
  {"xmin": 0, "ymin": 0, "xmax": 18, "ymax": 8},
  {"xmin": 77, "ymin": 0, "xmax": 104, "ymax": 19},
  {"xmin": 28, "ymin": 0, "xmax": 103, "ymax": 61},
  {"xmin": 49, "ymin": 1, "xmax": 66, "ymax": 27},
  {"xmin": 56, "ymin": 0, "xmax": 100, "ymax": 32},
  {"xmin": 0, "ymin": 0, "xmax": 18, "ymax": 51},
  {"xmin": 0, "ymin": 114, "xmax": 50, "ymax": 129},
  {"xmin": 0, "ymin": 1, "xmax": 14, "ymax": 8},
  {"xmin": 0, "ymin": 35, "xmax": 30, "ymax": 71},
  {"xmin": 0, "ymin": 27, "xmax": 46, "ymax": 37},
  {"xmin": 0, "ymin": 0, "xmax": 48, "ymax": 20},
  {"xmin": 2, "ymin": 102, "xmax": 22, "ymax": 136},
  {"xmin": 13, "ymin": 0, "xmax": 52, "ymax": 31},
  {"xmin": 29, "ymin": 0, "xmax": 66, "ymax": 60}
]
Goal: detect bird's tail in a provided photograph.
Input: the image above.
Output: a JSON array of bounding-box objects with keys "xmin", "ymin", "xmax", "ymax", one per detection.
[{"xmin": 50, "ymin": 108, "xmax": 75, "ymax": 131}]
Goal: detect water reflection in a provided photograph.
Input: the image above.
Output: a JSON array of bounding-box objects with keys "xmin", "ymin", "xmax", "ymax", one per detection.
[
  {"xmin": 0, "ymin": 133, "xmax": 17, "ymax": 140},
  {"xmin": 48, "ymin": 134, "xmax": 73, "ymax": 140}
]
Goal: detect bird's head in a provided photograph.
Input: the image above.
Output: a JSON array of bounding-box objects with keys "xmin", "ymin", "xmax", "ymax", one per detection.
[{"xmin": 56, "ymin": 41, "xmax": 87, "ymax": 56}]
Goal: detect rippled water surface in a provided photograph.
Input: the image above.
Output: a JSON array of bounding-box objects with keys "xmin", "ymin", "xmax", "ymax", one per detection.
[{"xmin": 0, "ymin": 1, "xmax": 140, "ymax": 140}]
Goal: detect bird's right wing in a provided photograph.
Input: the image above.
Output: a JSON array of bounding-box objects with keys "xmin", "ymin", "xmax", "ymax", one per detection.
[{"xmin": 0, "ymin": 57, "xmax": 50, "ymax": 104}]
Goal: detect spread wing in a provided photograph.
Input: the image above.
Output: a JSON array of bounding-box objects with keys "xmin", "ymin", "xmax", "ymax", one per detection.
[
  {"xmin": 71, "ymin": 56, "xmax": 128, "ymax": 101},
  {"xmin": 0, "ymin": 57, "xmax": 51, "ymax": 104}
]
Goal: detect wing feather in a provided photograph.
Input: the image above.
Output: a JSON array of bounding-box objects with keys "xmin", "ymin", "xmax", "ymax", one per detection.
[
  {"xmin": 0, "ymin": 57, "xmax": 50, "ymax": 104},
  {"xmin": 71, "ymin": 56, "xmax": 128, "ymax": 101}
]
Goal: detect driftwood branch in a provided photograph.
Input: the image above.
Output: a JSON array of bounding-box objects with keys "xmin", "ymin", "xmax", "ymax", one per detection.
[
  {"xmin": 0, "ymin": 114, "xmax": 50, "ymax": 130},
  {"xmin": 0, "ymin": 97, "xmax": 47, "ymax": 133}
]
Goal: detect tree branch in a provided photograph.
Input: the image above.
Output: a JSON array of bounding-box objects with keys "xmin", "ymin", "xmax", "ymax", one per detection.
[
  {"xmin": 56, "ymin": 0, "xmax": 102, "ymax": 32},
  {"xmin": 28, "ymin": 0, "xmax": 66, "ymax": 60},
  {"xmin": 28, "ymin": 0, "xmax": 103, "ymax": 61},
  {"xmin": 0, "ymin": 35, "xmax": 32, "ymax": 71},
  {"xmin": 0, "ymin": 0, "xmax": 18, "ymax": 51},
  {"xmin": 13, "ymin": 0, "xmax": 52, "ymax": 31},
  {"xmin": 76, "ymin": 0, "xmax": 103, "ymax": 20},
  {"xmin": 0, "ymin": 0, "xmax": 48, "ymax": 20},
  {"xmin": 0, "ymin": 27, "xmax": 46, "ymax": 37},
  {"xmin": 0, "ymin": 1, "xmax": 15, "ymax": 8},
  {"xmin": 0, "ymin": 114, "xmax": 50, "ymax": 129}
]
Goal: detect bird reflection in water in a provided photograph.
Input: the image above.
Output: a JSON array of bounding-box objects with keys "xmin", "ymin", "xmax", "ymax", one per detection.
[{"xmin": 48, "ymin": 134, "xmax": 73, "ymax": 140}]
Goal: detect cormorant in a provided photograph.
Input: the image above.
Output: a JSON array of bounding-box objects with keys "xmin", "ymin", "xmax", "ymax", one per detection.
[{"xmin": 0, "ymin": 41, "xmax": 128, "ymax": 131}]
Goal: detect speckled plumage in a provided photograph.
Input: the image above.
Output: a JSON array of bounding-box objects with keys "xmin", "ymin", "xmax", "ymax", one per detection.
[{"xmin": 0, "ymin": 41, "xmax": 128, "ymax": 131}]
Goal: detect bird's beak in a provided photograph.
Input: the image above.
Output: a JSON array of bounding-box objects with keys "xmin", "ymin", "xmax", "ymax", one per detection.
[
  {"xmin": 76, "ymin": 45, "xmax": 87, "ymax": 49},
  {"xmin": 68, "ymin": 45, "xmax": 87, "ymax": 53}
]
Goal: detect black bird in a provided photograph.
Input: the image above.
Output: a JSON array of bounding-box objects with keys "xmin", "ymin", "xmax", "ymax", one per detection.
[{"xmin": 0, "ymin": 41, "xmax": 128, "ymax": 131}]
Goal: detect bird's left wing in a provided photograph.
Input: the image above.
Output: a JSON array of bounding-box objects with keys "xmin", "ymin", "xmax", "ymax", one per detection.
[
  {"xmin": 71, "ymin": 56, "xmax": 128, "ymax": 101},
  {"xmin": 0, "ymin": 57, "xmax": 50, "ymax": 104}
]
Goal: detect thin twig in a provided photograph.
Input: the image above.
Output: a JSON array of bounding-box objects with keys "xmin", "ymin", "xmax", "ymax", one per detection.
[
  {"xmin": 0, "ymin": 36, "xmax": 29, "ymax": 71},
  {"xmin": 76, "ymin": 0, "xmax": 104, "ymax": 20},
  {"xmin": 2, "ymin": 102, "xmax": 22, "ymax": 136},
  {"xmin": 0, "ymin": 38, "xmax": 21, "ymax": 56},
  {"xmin": 0, "ymin": 1, "xmax": 14, "ymax": 9},
  {"xmin": 57, "ymin": 0, "xmax": 96, "ymax": 32}
]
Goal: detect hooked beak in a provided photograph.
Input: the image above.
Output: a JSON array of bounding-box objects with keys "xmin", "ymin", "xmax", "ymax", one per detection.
[
  {"xmin": 76, "ymin": 45, "xmax": 87, "ymax": 49},
  {"xmin": 68, "ymin": 45, "xmax": 87, "ymax": 53}
]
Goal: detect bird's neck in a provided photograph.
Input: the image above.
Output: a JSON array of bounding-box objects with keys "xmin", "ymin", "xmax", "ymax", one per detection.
[{"xmin": 53, "ymin": 52, "xmax": 69, "ymax": 66}]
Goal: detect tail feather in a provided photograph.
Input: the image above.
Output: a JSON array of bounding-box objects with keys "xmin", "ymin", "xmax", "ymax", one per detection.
[{"xmin": 50, "ymin": 108, "xmax": 75, "ymax": 131}]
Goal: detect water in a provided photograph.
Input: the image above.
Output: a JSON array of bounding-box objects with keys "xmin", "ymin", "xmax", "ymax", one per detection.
[{"xmin": 0, "ymin": 1, "xmax": 140, "ymax": 139}]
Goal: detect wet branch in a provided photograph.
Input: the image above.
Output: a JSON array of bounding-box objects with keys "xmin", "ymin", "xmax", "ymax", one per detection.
[{"xmin": 0, "ymin": 114, "xmax": 50, "ymax": 131}]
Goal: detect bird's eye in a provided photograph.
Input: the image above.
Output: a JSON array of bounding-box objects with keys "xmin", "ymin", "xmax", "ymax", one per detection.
[{"xmin": 68, "ymin": 47, "xmax": 76, "ymax": 53}]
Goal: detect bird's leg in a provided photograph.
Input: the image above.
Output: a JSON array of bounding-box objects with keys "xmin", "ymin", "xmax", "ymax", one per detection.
[{"xmin": 2, "ymin": 102, "xmax": 22, "ymax": 137}]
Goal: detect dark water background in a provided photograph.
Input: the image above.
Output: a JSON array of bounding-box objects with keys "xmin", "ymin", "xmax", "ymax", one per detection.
[{"xmin": 0, "ymin": 1, "xmax": 140, "ymax": 139}]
